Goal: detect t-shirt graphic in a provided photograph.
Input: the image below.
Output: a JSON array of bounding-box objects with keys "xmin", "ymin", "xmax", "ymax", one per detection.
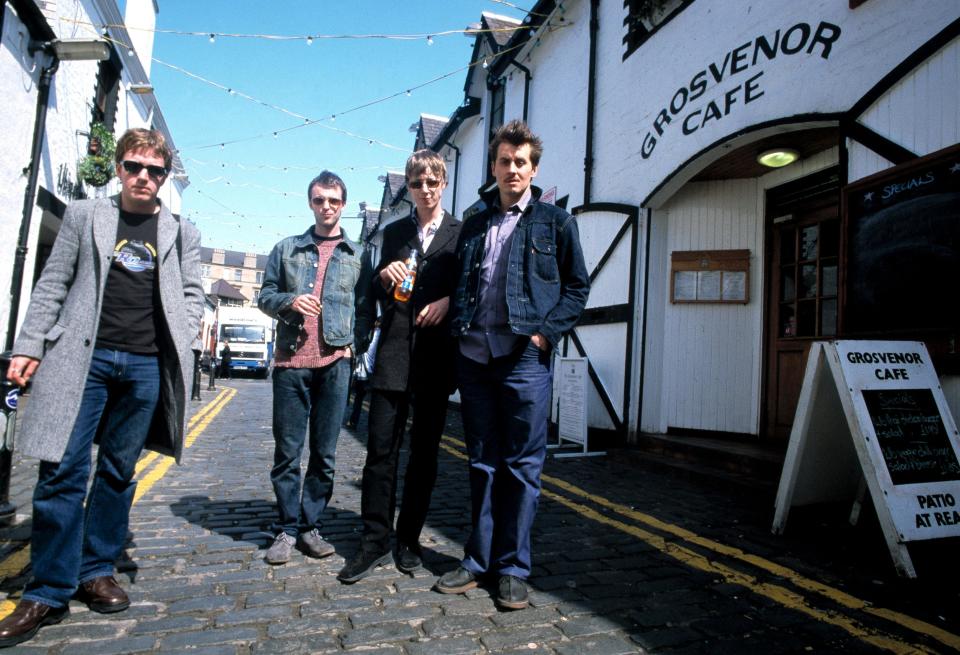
[
  {"xmin": 96, "ymin": 210, "xmax": 161, "ymax": 353},
  {"xmin": 113, "ymin": 238, "xmax": 157, "ymax": 273}
]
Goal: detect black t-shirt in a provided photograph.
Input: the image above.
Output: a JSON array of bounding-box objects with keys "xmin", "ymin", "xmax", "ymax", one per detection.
[{"xmin": 95, "ymin": 209, "xmax": 161, "ymax": 353}]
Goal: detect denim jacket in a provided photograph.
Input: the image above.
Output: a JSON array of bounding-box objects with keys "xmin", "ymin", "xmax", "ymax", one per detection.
[
  {"xmin": 258, "ymin": 226, "xmax": 362, "ymax": 354},
  {"xmin": 450, "ymin": 185, "xmax": 590, "ymax": 348}
]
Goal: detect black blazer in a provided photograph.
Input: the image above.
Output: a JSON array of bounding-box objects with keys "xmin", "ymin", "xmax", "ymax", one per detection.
[{"xmin": 368, "ymin": 211, "xmax": 461, "ymax": 393}]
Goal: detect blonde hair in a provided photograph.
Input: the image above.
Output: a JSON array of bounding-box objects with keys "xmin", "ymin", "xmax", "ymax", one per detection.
[{"xmin": 405, "ymin": 149, "xmax": 447, "ymax": 184}]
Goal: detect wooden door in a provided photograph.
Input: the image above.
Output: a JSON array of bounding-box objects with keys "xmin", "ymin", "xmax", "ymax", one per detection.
[{"xmin": 764, "ymin": 202, "xmax": 840, "ymax": 440}]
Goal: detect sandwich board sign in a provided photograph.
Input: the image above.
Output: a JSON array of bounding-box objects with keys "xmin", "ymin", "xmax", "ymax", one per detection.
[
  {"xmin": 551, "ymin": 357, "xmax": 604, "ymax": 458},
  {"xmin": 772, "ymin": 340, "xmax": 960, "ymax": 578}
]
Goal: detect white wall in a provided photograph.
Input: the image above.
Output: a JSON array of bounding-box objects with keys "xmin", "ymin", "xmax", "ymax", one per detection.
[
  {"xmin": 0, "ymin": 4, "xmax": 43, "ymax": 348},
  {"xmin": 518, "ymin": 0, "xmax": 589, "ymax": 208}
]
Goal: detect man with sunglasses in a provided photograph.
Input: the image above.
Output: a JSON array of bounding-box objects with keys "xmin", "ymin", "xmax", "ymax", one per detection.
[
  {"xmin": 338, "ymin": 149, "xmax": 460, "ymax": 583},
  {"xmin": 258, "ymin": 171, "xmax": 363, "ymax": 565},
  {"xmin": 0, "ymin": 129, "xmax": 203, "ymax": 646}
]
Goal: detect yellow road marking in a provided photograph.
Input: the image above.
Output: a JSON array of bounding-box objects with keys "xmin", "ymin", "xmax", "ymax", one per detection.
[
  {"xmin": 440, "ymin": 435, "xmax": 957, "ymax": 654},
  {"xmin": 0, "ymin": 388, "xmax": 237, "ymax": 618},
  {"xmin": 133, "ymin": 387, "xmax": 236, "ymax": 504}
]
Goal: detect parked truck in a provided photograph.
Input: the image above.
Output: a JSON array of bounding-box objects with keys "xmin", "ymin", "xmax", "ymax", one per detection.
[{"xmin": 215, "ymin": 306, "xmax": 274, "ymax": 378}]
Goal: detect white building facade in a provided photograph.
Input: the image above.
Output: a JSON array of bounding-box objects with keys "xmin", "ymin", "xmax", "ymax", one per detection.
[
  {"xmin": 0, "ymin": 0, "xmax": 187, "ymax": 350},
  {"xmin": 417, "ymin": 0, "xmax": 960, "ymax": 448}
]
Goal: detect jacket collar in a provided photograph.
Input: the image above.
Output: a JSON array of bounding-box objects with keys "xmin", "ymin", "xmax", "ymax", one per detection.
[
  {"xmin": 292, "ymin": 225, "xmax": 359, "ymax": 254},
  {"xmin": 479, "ymin": 184, "xmax": 544, "ymax": 214}
]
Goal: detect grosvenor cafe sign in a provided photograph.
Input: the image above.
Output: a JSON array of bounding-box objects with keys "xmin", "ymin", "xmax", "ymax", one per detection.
[
  {"xmin": 613, "ymin": 0, "xmax": 960, "ymax": 207},
  {"xmin": 639, "ymin": 20, "xmax": 841, "ymax": 160}
]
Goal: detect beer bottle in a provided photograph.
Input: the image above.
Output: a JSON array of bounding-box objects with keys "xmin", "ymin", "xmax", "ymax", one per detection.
[{"xmin": 393, "ymin": 249, "xmax": 418, "ymax": 302}]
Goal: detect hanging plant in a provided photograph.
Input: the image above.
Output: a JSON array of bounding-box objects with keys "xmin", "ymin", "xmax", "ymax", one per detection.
[{"xmin": 77, "ymin": 122, "xmax": 116, "ymax": 187}]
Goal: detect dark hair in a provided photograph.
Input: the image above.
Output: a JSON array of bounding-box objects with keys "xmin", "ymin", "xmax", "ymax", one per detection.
[
  {"xmin": 488, "ymin": 120, "xmax": 543, "ymax": 167},
  {"xmin": 307, "ymin": 170, "xmax": 347, "ymax": 204},
  {"xmin": 405, "ymin": 149, "xmax": 447, "ymax": 183},
  {"xmin": 115, "ymin": 128, "xmax": 173, "ymax": 170}
]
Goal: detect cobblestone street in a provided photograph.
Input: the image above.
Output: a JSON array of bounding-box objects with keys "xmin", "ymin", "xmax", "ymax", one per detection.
[{"xmin": 0, "ymin": 378, "xmax": 958, "ymax": 654}]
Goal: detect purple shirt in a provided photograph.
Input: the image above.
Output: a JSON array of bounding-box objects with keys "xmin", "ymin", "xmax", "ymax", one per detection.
[{"xmin": 459, "ymin": 188, "xmax": 532, "ymax": 363}]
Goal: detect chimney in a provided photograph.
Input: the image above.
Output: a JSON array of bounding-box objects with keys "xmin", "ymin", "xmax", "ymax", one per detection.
[{"xmin": 123, "ymin": 0, "xmax": 159, "ymax": 78}]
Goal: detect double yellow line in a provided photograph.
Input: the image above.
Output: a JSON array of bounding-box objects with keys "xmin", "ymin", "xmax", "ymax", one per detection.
[
  {"xmin": 0, "ymin": 387, "xmax": 236, "ymax": 618},
  {"xmin": 440, "ymin": 434, "xmax": 959, "ymax": 655}
]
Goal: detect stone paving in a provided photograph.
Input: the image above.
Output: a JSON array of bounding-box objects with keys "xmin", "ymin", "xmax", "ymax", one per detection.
[{"xmin": 0, "ymin": 378, "xmax": 958, "ymax": 654}]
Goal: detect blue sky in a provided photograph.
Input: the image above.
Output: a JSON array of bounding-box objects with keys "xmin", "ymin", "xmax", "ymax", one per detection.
[{"xmin": 142, "ymin": 1, "xmax": 529, "ymax": 253}]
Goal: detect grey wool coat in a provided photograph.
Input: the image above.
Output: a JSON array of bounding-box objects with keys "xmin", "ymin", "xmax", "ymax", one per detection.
[{"xmin": 12, "ymin": 195, "xmax": 204, "ymax": 464}]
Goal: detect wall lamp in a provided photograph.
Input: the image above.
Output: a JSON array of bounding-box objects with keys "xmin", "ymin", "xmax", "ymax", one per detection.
[
  {"xmin": 127, "ymin": 83, "xmax": 154, "ymax": 95},
  {"xmin": 30, "ymin": 37, "xmax": 111, "ymax": 61}
]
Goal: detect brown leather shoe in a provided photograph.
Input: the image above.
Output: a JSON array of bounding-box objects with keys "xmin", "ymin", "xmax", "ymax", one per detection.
[
  {"xmin": 77, "ymin": 576, "xmax": 130, "ymax": 613},
  {"xmin": 0, "ymin": 600, "xmax": 68, "ymax": 647}
]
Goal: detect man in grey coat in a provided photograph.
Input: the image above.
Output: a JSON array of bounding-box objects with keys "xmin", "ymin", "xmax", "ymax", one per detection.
[{"xmin": 0, "ymin": 128, "xmax": 203, "ymax": 647}]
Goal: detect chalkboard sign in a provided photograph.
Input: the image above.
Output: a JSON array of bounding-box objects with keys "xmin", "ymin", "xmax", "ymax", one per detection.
[
  {"xmin": 844, "ymin": 143, "xmax": 960, "ymax": 336},
  {"xmin": 773, "ymin": 340, "xmax": 960, "ymax": 578},
  {"xmin": 861, "ymin": 388, "xmax": 960, "ymax": 485}
]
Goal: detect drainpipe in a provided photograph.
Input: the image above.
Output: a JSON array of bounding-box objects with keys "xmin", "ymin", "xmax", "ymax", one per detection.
[
  {"xmin": 6, "ymin": 58, "xmax": 59, "ymax": 353},
  {"xmin": 583, "ymin": 0, "xmax": 599, "ymax": 203},
  {"xmin": 446, "ymin": 142, "xmax": 461, "ymax": 216}
]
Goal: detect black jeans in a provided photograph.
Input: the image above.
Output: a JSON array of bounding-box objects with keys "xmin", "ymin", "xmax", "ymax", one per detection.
[{"xmin": 360, "ymin": 387, "xmax": 449, "ymax": 554}]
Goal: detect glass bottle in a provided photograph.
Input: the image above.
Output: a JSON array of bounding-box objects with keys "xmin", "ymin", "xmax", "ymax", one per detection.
[{"xmin": 393, "ymin": 249, "xmax": 418, "ymax": 302}]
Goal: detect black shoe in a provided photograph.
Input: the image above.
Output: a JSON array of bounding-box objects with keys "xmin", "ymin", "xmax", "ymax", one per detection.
[
  {"xmin": 434, "ymin": 566, "xmax": 478, "ymax": 594},
  {"xmin": 395, "ymin": 544, "xmax": 422, "ymax": 574},
  {"xmin": 337, "ymin": 550, "xmax": 392, "ymax": 584},
  {"xmin": 496, "ymin": 575, "xmax": 528, "ymax": 610},
  {"xmin": 0, "ymin": 600, "xmax": 68, "ymax": 647}
]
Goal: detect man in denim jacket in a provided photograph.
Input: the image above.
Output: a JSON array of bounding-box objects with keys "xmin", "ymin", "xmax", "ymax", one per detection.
[
  {"xmin": 258, "ymin": 171, "xmax": 362, "ymax": 564},
  {"xmin": 436, "ymin": 121, "xmax": 589, "ymax": 609}
]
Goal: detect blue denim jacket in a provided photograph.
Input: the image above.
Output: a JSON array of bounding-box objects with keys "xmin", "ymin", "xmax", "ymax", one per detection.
[
  {"xmin": 450, "ymin": 186, "xmax": 590, "ymax": 348},
  {"xmin": 258, "ymin": 226, "xmax": 362, "ymax": 354}
]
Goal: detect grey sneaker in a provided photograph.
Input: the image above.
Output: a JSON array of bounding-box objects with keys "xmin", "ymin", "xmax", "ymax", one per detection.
[
  {"xmin": 264, "ymin": 532, "xmax": 296, "ymax": 564},
  {"xmin": 298, "ymin": 529, "xmax": 335, "ymax": 558}
]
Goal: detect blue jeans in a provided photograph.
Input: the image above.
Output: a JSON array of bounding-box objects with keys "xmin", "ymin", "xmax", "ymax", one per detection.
[
  {"xmin": 24, "ymin": 349, "xmax": 160, "ymax": 608},
  {"xmin": 457, "ymin": 341, "xmax": 553, "ymax": 578},
  {"xmin": 270, "ymin": 358, "xmax": 350, "ymax": 536}
]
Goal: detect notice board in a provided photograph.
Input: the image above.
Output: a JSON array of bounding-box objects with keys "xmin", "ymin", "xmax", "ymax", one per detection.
[{"xmin": 772, "ymin": 340, "xmax": 960, "ymax": 578}]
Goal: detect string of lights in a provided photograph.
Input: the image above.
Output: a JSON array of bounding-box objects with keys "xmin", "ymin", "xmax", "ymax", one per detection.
[
  {"xmin": 60, "ymin": 15, "xmax": 532, "ymax": 44},
  {"xmin": 182, "ymin": 157, "xmax": 394, "ymax": 174}
]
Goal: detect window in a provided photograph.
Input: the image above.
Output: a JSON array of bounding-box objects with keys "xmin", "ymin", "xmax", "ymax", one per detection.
[
  {"xmin": 256, "ymin": 271, "xmax": 263, "ymax": 284},
  {"xmin": 233, "ymin": 269, "xmax": 242, "ymax": 282},
  {"xmin": 201, "ymin": 265, "xmax": 211, "ymax": 278},
  {"xmin": 623, "ymin": 0, "xmax": 691, "ymax": 60},
  {"xmin": 252, "ymin": 289, "xmax": 260, "ymax": 305},
  {"xmin": 777, "ymin": 218, "xmax": 839, "ymax": 338}
]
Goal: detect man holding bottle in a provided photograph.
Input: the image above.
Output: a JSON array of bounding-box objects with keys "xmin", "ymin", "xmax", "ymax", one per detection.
[{"xmin": 338, "ymin": 149, "xmax": 461, "ymax": 583}]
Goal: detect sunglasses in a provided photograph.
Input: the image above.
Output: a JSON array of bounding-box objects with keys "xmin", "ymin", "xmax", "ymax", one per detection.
[
  {"xmin": 121, "ymin": 160, "xmax": 168, "ymax": 178},
  {"xmin": 409, "ymin": 178, "xmax": 441, "ymax": 190},
  {"xmin": 311, "ymin": 196, "xmax": 343, "ymax": 209}
]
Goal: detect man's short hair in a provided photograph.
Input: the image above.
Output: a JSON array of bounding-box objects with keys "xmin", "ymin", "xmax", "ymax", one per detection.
[
  {"xmin": 488, "ymin": 120, "xmax": 543, "ymax": 167},
  {"xmin": 405, "ymin": 149, "xmax": 447, "ymax": 184},
  {"xmin": 115, "ymin": 128, "xmax": 174, "ymax": 170},
  {"xmin": 307, "ymin": 171, "xmax": 347, "ymax": 204}
]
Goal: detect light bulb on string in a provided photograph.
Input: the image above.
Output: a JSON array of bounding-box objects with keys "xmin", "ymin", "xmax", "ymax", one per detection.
[
  {"xmin": 405, "ymin": 90, "xmax": 411, "ymax": 96},
  {"xmin": 209, "ymin": 33, "xmax": 216, "ymax": 43},
  {"xmin": 482, "ymin": 58, "xmax": 489, "ymax": 69},
  {"xmin": 306, "ymin": 36, "xmax": 313, "ymax": 46},
  {"xmin": 426, "ymin": 35, "xmax": 434, "ymax": 45}
]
